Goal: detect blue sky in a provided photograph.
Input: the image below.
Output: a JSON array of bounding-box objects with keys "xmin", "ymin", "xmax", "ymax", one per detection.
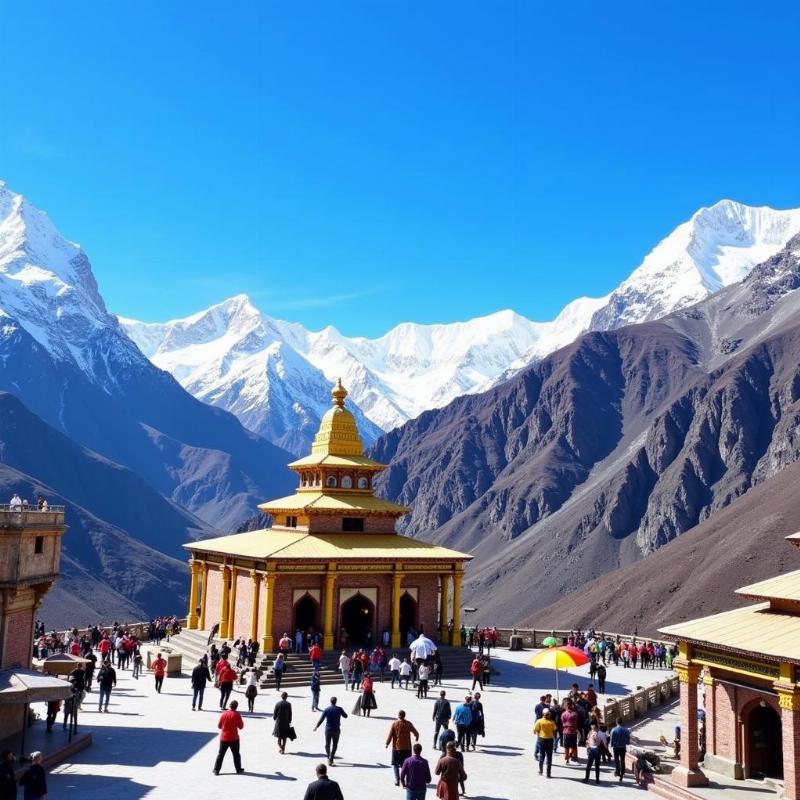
[{"xmin": 2, "ymin": 2, "xmax": 799, "ymax": 336}]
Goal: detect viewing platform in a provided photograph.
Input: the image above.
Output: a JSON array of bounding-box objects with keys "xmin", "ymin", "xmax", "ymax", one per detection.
[{"xmin": 0, "ymin": 505, "xmax": 66, "ymax": 529}]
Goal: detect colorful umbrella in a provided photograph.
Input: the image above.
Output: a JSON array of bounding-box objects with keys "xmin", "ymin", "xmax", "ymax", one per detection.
[
  {"xmin": 542, "ymin": 636, "xmax": 559, "ymax": 647},
  {"xmin": 527, "ymin": 645, "xmax": 591, "ymax": 700}
]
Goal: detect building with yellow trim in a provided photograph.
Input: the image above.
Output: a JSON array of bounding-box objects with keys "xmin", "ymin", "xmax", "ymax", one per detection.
[
  {"xmin": 183, "ymin": 380, "xmax": 471, "ymax": 653},
  {"xmin": 660, "ymin": 532, "xmax": 800, "ymax": 798}
]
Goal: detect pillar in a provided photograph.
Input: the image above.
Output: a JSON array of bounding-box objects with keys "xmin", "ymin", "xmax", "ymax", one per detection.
[
  {"xmin": 323, "ymin": 568, "xmax": 337, "ymax": 651},
  {"xmin": 187, "ymin": 560, "xmax": 201, "ymax": 629},
  {"xmin": 199, "ymin": 562, "xmax": 209, "ymax": 630},
  {"xmin": 227, "ymin": 567, "xmax": 238, "ymax": 640},
  {"xmin": 250, "ymin": 571, "xmax": 262, "ymax": 643},
  {"xmin": 391, "ymin": 572, "xmax": 404, "ymax": 649},
  {"xmin": 219, "ymin": 565, "xmax": 231, "ymax": 639},
  {"xmin": 452, "ymin": 569, "xmax": 463, "ymax": 644},
  {"xmin": 776, "ymin": 663, "xmax": 800, "ymax": 800},
  {"xmin": 439, "ymin": 573, "xmax": 450, "ymax": 644},
  {"xmin": 261, "ymin": 574, "xmax": 275, "ymax": 653},
  {"xmin": 671, "ymin": 654, "xmax": 708, "ymax": 788},
  {"xmin": 702, "ymin": 672, "xmax": 715, "ymax": 762}
]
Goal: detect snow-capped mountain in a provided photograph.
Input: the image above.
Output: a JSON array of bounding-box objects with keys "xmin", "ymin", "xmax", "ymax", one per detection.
[
  {"xmin": 123, "ymin": 199, "xmax": 800, "ymax": 441},
  {"xmin": 121, "ymin": 295, "xmax": 385, "ymax": 455},
  {"xmin": 0, "ymin": 180, "xmax": 293, "ymax": 531}
]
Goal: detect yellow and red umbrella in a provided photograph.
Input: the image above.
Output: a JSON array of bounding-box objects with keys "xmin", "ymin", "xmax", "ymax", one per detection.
[{"xmin": 527, "ymin": 645, "xmax": 590, "ymax": 700}]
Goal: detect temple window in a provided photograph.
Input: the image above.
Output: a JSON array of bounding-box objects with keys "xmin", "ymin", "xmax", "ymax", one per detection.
[
  {"xmin": 286, "ymin": 515, "xmax": 298, "ymax": 528},
  {"xmin": 35, "ymin": 536, "xmax": 44, "ymax": 554},
  {"xmin": 326, "ymin": 476, "xmax": 337, "ymax": 488},
  {"xmin": 357, "ymin": 477, "xmax": 369, "ymax": 489},
  {"xmin": 342, "ymin": 517, "xmax": 364, "ymax": 532},
  {"xmin": 341, "ymin": 476, "xmax": 353, "ymax": 489},
  {"xmin": 301, "ymin": 473, "xmax": 308, "ymax": 487},
  {"xmin": 315, "ymin": 473, "xmax": 321, "ymax": 486}
]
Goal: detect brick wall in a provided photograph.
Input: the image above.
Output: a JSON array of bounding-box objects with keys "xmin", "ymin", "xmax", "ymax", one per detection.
[
  {"xmin": 204, "ymin": 567, "xmax": 223, "ymax": 632},
  {"xmin": 407, "ymin": 573, "xmax": 439, "ymax": 637},
  {"xmin": 230, "ymin": 570, "xmax": 255, "ymax": 641},
  {"xmin": 307, "ymin": 516, "xmax": 397, "ymax": 534},
  {"xmin": 334, "ymin": 573, "xmax": 393, "ymax": 637},
  {"xmin": 3, "ymin": 607, "xmax": 34, "ymax": 668},
  {"xmin": 272, "ymin": 574, "xmax": 325, "ymax": 642}
]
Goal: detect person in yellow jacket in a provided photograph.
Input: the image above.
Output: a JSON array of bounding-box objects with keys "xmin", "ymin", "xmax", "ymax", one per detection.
[{"xmin": 533, "ymin": 709, "xmax": 557, "ymax": 778}]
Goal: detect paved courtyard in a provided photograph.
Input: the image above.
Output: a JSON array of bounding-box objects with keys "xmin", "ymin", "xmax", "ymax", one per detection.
[{"xmin": 44, "ymin": 647, "xmax": 676, "ymax": 799}]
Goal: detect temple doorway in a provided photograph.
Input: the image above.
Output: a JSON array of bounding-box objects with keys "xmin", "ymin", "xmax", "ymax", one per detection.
[
  {"xmin": 294, "ymin": 593, "xmax": 319, "ymax": 633},
  {"xmin": 340, "ymin": 593, "xmax": 374, "ymax": 644},
  {"xmin": 746, "ymin": 703, "xmax": 782, "ymax": 778},
  {"xmin": 399, "ymin": 592, "xmax": 417, "ymax": 642}
]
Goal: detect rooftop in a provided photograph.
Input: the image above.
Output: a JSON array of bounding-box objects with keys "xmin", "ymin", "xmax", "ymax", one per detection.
[{"xmin": 258, "ymin": 491, "xmax": 409, "ymax": 516}]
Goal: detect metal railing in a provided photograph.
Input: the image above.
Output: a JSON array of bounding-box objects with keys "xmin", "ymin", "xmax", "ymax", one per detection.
[{"xmin": 0, "ymin": 504, "xmax": 66, "ymax": 512}]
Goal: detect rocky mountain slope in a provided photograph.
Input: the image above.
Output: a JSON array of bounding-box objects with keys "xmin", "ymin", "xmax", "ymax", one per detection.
[
  {"xmin": 0, "ymin": 181, "xmax": 294, "ymax": 531},
  {"xmin": 123, "ymin": 200, "xmax": 800, "ymax": 449},
  {"xmin": 525, "ymin": 459, "xmax": 800, "ymax": 637},
  {"xmin": 371, "ymin": 231, "xmax": 800, "ymax": 624}
]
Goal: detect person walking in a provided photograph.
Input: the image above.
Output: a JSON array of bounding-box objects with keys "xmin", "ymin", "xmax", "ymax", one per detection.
[
  {"xmin": 400, "ymin": 743, "xmax": 431, "ymax": 800},
  {"xmin": 0, "ymin": 749, "xmax": 16, "ymax": 800},
  {"xmin": 213, "ymin": 699, "xmax": 245, "ymax": 775},
  {"xmin": 435, "ymin": 742, "xmax": 467, "ymax": 800},
  {"xmin": 132, "ymin": 647, "xmax": 143, "ymax": 680},
  {"xmin": 309, "ymin": 641, "xmax": 322, "ymax": 673},
  {"xmin": 416, "ymin": 663, "xmax": 430, "ymax": 699},
  {"xmin": 191, "ymin": 658, "xmax": 212, "ymax": 711},
  {"xmin": 385, "ymin": 710, "xmax": 420, "ymax": 787},
  {"xmin": 151, "ymin": 652, "xmax": 167, "ymax": 694},
  {"xmin": 533, "ymin": 708, "xmax": 557, "ymax": 778},
  {"xmin": 19, "ymin": 751, "xmax": 46, "ymax": 800},
  {"xmin": 356, "ymin": 673, "xmax": 377, "ymax": 718},
  {"xmin": 273, "ymin": 691, "xmax": 293, "ymax": 754},
  {"xmin": 452, "ymin": 696, "xmax": 473, "ymax": 752},
  {"xmin": 388, "ymin": 653, "xmax": 402, "ymax": 688},
  {"xmin": 468, "ymin": 692, "xmax": 484, "ymax": 751},
  {"xmin": 45, "ymin": 699, "xmax": 61, "ymax": 733},
  {"xmin": 338, "ymin": 650, "xmax": 351, "ymax": 688},
  {"xmin": 583, "ymin": 720, "xmax": 607, "ymax": 784},
  {"xmin": 469, "ymin": 656, "xmax": 483, "ymax": 692},
  {"xmin": 273, "ymin": 653, "xmax": 285, "ymax": 692},
  {"xmin": 314, "ymin": 697, "xmax": 348, "ymax": 767},
  {"xmin": 218, "ymin": 660, "xmax": 237, "ymax": 709},
  {"xmin": 399, "ymin": 658, "xmax": 413, "ymax": 689},
  {"xmin": 302, "ymin": 763, "xmax": 343, "ymax": 800},
  {"xmin": 610, "ymin": 719, "xmax": 631, "ymax": 782},
  {"xmin": 437, "ymin": 720, "xmax": 456, "ymax": 754},
  {"xmin": 245, "ymin": 670, "xmax": 259, "ymax": 713},
  {"xmin": 596, "ymin": 663, "xmax": 607, "ymax": 694},
  {"xmin": 311, "ymin": 669, "xmax": 322, "ymax": 712},
  {"xmin": 432, "ymin": 690, "xmax": 451, "ymax": 748},
  {"xmin": 97, "ymin": 659, "xmax": 116, "ymax": 712}
]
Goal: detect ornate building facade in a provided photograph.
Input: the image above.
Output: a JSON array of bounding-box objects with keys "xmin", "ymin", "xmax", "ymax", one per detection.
[
  {"xmin": 184, "ymin": 380, "xmax": 471, "ymax": 651},
  {"xmin": 661, "ymin": 532, "xmax": 800, "ymax": 799}
]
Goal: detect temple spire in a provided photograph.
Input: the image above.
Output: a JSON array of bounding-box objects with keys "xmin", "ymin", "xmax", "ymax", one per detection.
[{"xmin": 332, "ymin": 377, "xmax": 347, "ymax": 408}]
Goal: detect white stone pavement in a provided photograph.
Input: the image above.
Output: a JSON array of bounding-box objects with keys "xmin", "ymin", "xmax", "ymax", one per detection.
[{"xmin": 43, "ymin": 648, "xmax": 676, "ymax": 799}]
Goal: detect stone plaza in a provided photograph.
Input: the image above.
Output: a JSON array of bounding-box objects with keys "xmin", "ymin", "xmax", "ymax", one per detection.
[{"xmin": 44, "ymin": 644, "xmax": 677, "ymax": 799}]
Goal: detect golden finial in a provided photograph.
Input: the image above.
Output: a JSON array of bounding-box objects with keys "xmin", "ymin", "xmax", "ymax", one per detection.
[{"xmin": 331, "ymin": 378, "xmax": 348, "ymax": 407}]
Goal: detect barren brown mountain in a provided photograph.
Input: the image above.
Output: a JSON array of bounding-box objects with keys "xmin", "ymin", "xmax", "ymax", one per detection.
[{"xmin": 372, "ymin": 232, "xmax": 800, "ymax": 624}]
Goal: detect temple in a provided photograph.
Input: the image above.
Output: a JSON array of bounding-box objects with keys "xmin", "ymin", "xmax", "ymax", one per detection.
[
  {"xmin": 661, "ymin": 532, "xmax": 800, "ymax": 799},
  {"xmin": 183, "ymin": 380, "xmax": 472, "ymax": 651}
]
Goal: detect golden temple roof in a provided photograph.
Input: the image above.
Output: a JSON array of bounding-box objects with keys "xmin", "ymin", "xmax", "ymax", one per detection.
[
  {"xmin": 736, "ymin": 568, "xmax": 800, "ymax": 603},
  {"xmin": 659, "ymin": 602, "xmax": 800, "ymax": 664},
  {"xmin": 288, "ymin": 453, "xmax": 385, "ymax": 470},
  {"xmin": 185, "ymin": 529, "xmax": 472, "ymax": 562},
  {"xmin": 259, "ymin": 491, "xmax": 409, "ymax": 516},
  {"xmin": 310, "ymin": 378, "xmax": 364, "ymax": 458}
]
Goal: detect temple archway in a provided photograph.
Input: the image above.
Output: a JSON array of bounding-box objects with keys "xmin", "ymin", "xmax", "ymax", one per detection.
[
  {"xmin": 399, "ymin": 592, "xmax": 417, "ymax": 642},
  {"xmin": 746, "ymin": 702, "xmax": 782, "ymax": 778},
  {"xmin": 340, "ymin": 592, "xmax": 374, "ymax": 645},
  {"xmin": 294, "ymin": 593, "xmax": 319, "ymax": 633}
]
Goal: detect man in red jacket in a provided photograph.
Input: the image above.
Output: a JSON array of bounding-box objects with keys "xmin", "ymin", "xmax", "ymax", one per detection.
[
  {"xmin": 218, "ymin": 661, "xmax": 237, "ymax": 709},
  {"xmin": 213, "ymin": 698, "xmax": 244, "ymax": 775},
  {"xmin": 151, "ymin": 653, "xmax": 167, "ymax": 693},
  {"xmin": 309, "ymin": 642, "xmax": 322, "ymax": 672}
]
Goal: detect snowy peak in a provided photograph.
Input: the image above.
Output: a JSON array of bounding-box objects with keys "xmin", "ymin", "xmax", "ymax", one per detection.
[{"xmin": 589, "ymin": 199, "xmax": 800, "ymax": 331}]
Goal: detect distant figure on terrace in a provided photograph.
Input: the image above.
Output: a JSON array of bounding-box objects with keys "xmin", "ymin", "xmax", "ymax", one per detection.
[{"xmin": 8, "ymin": 494, "xmax": 21, "ymax": 509}]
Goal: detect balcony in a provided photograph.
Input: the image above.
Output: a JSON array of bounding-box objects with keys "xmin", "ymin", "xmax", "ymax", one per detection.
[{"xmin": 0, "ymin": 505, "xmax": 66, "ymax": 530}]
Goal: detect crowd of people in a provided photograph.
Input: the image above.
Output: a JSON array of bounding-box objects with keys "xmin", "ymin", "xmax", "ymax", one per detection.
[{"xmin": 24, "ymin": 617, "xmax": 681, "ymax": 798}]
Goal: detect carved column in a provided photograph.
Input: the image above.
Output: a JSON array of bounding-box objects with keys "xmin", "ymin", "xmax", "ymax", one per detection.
[
  {"xmin": 219, "ymin": 565, "xmax": 231, "ymax": 639},
  {"xmin": 323, "ymin": 567, "xmax": 337, "ymax": 651},
  {"xmin": 250, "ymin": 571, "xmax": 262, "ymax": 643},
  {"xmin": 671, "ymin": 655, "xmax": 708, "ymax": 788},
  {"xmin": 199, "ymin": 562, "xmax": 210, "ymax": 630},
  {"xmin": 187, "ymin": 560, "xmax": 201, "ymax": 629},
  {"xmin": 776, "ymin": 664, "xmax": 800, "ymax": 800},
  {"xmin": 227, "ymin": 567, "xmax": 239, "ymax": 640},
  {"xmin": 261, "ymin": 573, "xmax": 275, "ymax": 653},
  {"xmin": 452, "ymin": 568, "xmax": 463, "ymax": 644},
  {"xmin": 391, "ymin": 572, "xmax": 404, "ymax": 649},
  {"xmin": 439, "ymin": 573, "xmax": 450, "ymax": 644}
]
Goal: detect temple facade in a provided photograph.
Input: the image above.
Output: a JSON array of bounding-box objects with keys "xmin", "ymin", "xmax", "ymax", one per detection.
[
  {"xmin": 661, "ymin": 532, "xmax": 800, "ymax": 799},
  {"xmin": 184, "ymin": 380, "xmax": 471, "ymax": 652}
]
